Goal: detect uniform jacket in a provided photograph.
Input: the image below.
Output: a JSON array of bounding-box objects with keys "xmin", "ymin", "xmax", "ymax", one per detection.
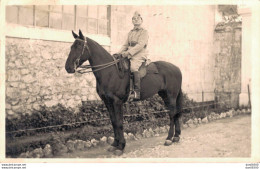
[{"xmin": 119, "ymin": 27, "xmax": 148, "ymax": 60}]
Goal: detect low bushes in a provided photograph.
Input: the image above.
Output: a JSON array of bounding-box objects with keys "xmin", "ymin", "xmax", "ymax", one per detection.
[
  {"xmin": 6, "ymin": 92, "xmax": 236, "ymax": 157},
  {"xmin": 6, "ymin": 94, "xmax": 196, "ymax": 137}
]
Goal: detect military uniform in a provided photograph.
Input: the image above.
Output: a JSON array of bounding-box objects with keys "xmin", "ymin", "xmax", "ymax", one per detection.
[
  {"xmin": 118, "ymin": 27, "xmax": 149, "ymax": 72},
  {"xmin": 117, "ymin": 11, "xmax": 148, "ymax": 100}
]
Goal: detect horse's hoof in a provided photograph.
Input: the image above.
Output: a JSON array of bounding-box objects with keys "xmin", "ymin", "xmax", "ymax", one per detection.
[
  {"xmin": 107, "ymin": 146, "xmax": 117, "ymax": 152},
  {"xmin": 114, "ymin": 149, "xmax": 124, "ymax": 156},
  {"xmin": 164, "ymin": 140, "xmax": 172, "ymax": 146},
  {"xmin": 172, "ymin": 137, "xmax": 180, "ymax": 143}
]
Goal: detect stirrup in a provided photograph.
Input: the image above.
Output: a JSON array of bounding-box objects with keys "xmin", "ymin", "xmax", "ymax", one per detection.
[
  {"xmin": 128, "ymin": 91, "xmax": 140, "ymax": 101},
  {"xmin": 133, "ymin": 91, "xmax": 140, "ymax": 101}
]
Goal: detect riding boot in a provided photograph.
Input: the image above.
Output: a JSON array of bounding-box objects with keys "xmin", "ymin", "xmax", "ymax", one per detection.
[{"xmin": 133, "ymin": 71, "xmax": 141, "ymax": 100}]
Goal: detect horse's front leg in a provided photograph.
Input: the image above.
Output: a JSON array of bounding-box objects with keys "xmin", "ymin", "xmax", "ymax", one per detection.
[
  {"xmin": 113, "ymin": 98, "xmax": 126, "ymax": 154},
  {"xmin": 104, "ymin": 96, "xmax": 125, "ymax": 155}
]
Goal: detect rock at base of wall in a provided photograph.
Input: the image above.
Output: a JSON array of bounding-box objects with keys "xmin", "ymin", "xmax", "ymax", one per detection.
[
  {"xmin": 154, "ymin": 127, "xmax": 160, "ymax": 134},
  {"xmin": 186, "ymin": 119, "xmax": 194, "ymax": 125},
  {"xmin": 75, "ymin": 140, "xmax": 85, "ymax": 150},
  {"xmin": 135, "ymin": 133, "xmax": 143, "ymax": 140},
  {"xmin": 53, "ymin": 144, "xmax": 68, "ymax": 156},
  {"xmin": 226, "ymin": 111, "xmax": 233, "ymax": 118},
  {"xmin": 193, "ymin": 118, "xmax": 199, "ymax": 125},
  {"xmin": 127, "ymin": 133, "xmax": 135, "ymax": 140},
  {"xmin": 43, "ymin": 144, "xmax": 53, "ymax": 158},
  {"xmin": 90, "ymin": 139, "xmax": 99, "ymax": 147},
  {"xmin": 124, "ymin": 132, "xmax": 128, "ymax": 140},
  {"xmin": 107, "ymin": 136, "xmax": 114, "ymax": 145},
  {"xmin": 202, "ymin": 117, "xmax": 208, "ymax": 124},
  {"xmin": 148, "ymin": 128, "xmax": 155, "ymax": 137},
  {"xmin": 66, "ymin": 140, "xmax": 76, "ymax": 152},
  {"xmin": 198, "ymin": 118, "xmax": 202, "ymax": 124},
  {"xmin": 18, "ymin": 151, "xmax": 31, "ymax": 158},
  {"xmin": 182, "ymin": 124, "xmax": 188, "ymax": 129},
  {"xmin": 83, "ymin": 141, "xmax": 92, "ymax": 149},
  {"xmin": 99, "ymin": 136, "xmax": 108, "ymax": 146},
  {"xmin": 220, "ymin": 112, "xmax": 227, "ymax": 118},
  {"xmin": 31, "ymin": 148, "xmax": 44, "ymax": 158}
]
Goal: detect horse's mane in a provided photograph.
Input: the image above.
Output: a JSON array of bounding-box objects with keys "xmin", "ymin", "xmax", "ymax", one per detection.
[{"xmin": 86, "ymin": 37, "xmax": 113, "ymax": 60}]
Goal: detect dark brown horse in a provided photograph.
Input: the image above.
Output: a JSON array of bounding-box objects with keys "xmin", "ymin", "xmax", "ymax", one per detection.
[{"xmin": 65, "ymin": 30, "xmax": 183, "ymax": 155}]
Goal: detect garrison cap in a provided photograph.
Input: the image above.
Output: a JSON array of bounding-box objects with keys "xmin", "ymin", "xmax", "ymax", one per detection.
[{"xmin": 132, "ymin": 11, "xmax": 142, "ymax": 20}]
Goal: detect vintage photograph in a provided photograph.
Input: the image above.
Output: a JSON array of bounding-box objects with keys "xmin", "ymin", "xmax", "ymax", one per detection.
[{"xmin": 1, "ymin": 1, "xmax": 259, "ymax": 163}]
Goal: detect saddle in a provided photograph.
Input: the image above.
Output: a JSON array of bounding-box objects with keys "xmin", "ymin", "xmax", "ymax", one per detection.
[
  {"xmin": 112, "ymin": 54, "xmax": 159, "ymax": 91},
  {"xmin": 113, "ymin": 54, "xmax": 159, "ymax": 77}
]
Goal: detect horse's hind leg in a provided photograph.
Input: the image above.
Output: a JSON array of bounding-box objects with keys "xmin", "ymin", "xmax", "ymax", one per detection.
[
  {"xmin": 158, "ymin": 91, "xmax": 177, "ymax": 146},
  {"xmin": 172, "ymin": 113, "xmax": 181, "ymax": 142},
  {"xmin": 173, "ymin": 89, "xmax": 183, "ymax": 142},
  {"xmin": 164, "ymin": 108, "xmax": 175, "ymax": 146}
]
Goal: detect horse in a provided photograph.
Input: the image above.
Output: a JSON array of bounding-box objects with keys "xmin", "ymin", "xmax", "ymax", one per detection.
[{"xmin": 65, "ymin": 30, "xmax": 183, "ymax": 156}]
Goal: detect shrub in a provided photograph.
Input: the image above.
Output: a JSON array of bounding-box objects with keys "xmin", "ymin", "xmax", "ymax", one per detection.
[
  {"xmin": 6, "ymin": 92, "xmax": 217, "ymax": 137},
  {"xmin": 6, "ymin": 92, "xmax": 219, "ymax": 157}
]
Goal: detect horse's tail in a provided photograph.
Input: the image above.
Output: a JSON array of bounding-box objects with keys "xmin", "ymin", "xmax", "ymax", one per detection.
[{"xmin": 176, "ymin": 88, "xmax": 183, "ymax": 115}]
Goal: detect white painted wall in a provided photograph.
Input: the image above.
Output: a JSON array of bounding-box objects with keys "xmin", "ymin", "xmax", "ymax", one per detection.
[
  {"xmin": 238, "ymin": 6, "xmax": 252, "ymax": 106},
  {"xmin": 111, "ymin": 5, "xmax": 216, "ymax": 101}
]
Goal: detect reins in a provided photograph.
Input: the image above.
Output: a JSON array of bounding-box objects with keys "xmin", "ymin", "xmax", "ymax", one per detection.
[
  {"xmin": 77, "ymin": 59, "xmax": 120, "ymax": 74},
  {"xmin": 75, "ymin": 38, "xmax": 121, "ymax": 74}
]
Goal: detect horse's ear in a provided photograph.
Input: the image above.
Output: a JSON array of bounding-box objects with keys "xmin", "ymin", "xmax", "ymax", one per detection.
[
  {"xmin": 72, "ymin": 30, "xmax": 78, "ymax": 39},
  {"xmin": 79, "ymin": 29, "xmax": 85, "ymax": 40}
]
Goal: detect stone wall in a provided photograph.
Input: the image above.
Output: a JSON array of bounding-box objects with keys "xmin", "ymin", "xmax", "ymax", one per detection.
[
  {"xmin": 5, "ymin": 38, "xmax": 100, "ymax": 119},
  {"xmin": 214, "ymin": 22, "xmax": 242, "ymax": 108}
]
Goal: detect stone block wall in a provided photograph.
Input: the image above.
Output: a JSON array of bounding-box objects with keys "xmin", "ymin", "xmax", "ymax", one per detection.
[
  {"xmin": 5, "ymin": 38, "xmax": 100, "ymax": 119},
  {"xmin": 214, "ymin": 22, "xmax": 242, "ymax": 108}
]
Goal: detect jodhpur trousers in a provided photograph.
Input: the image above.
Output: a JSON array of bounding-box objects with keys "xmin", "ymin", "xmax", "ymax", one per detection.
[{"xmin": 130, "ymin": 57, "xmax": 145, "ymax": 72}]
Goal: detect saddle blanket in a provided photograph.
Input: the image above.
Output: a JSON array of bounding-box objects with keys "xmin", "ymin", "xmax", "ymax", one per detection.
[{"xmin": 139, "ymin": 61, "xmax": 159, "ymax": 79}]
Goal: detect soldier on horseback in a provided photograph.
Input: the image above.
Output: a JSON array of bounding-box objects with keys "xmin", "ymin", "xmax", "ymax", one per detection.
[
  {"xmin": 117, "ymin": 11, "xmax": 149, "ymax": 101},
  {"xmin": 66, "ymin": 27, "xmax": 182, "ymax": 155}
]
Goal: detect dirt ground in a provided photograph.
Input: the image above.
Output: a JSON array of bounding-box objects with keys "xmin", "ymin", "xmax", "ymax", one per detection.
[{"xmin": 56, "ymin": 114, "xmax": 251, "ymax": 158}]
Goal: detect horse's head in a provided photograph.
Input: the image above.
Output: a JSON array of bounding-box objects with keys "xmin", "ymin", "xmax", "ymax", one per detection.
[{"xmin": 65, "ymin": 30, "xmax": 90, "ymax": 73}]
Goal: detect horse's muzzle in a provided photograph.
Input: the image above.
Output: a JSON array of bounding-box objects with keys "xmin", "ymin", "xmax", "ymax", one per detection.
[{"xmin": 65, "ymin": 65, "xmax": 76, "ymax": 73}]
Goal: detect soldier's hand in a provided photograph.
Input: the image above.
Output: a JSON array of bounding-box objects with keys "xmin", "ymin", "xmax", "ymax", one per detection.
[{"xmin": 122, "ymin": 51, "xmax": 130, "ymax": 58}]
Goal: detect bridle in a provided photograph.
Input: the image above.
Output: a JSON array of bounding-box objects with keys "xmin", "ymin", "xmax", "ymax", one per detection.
[
  {"xmin": 74, "ymin": 38, "xmax": 89, "ymax": 69},
  {"xmin": 73, "ymin": 37, "xmax": 120, "ymax": 74}
]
